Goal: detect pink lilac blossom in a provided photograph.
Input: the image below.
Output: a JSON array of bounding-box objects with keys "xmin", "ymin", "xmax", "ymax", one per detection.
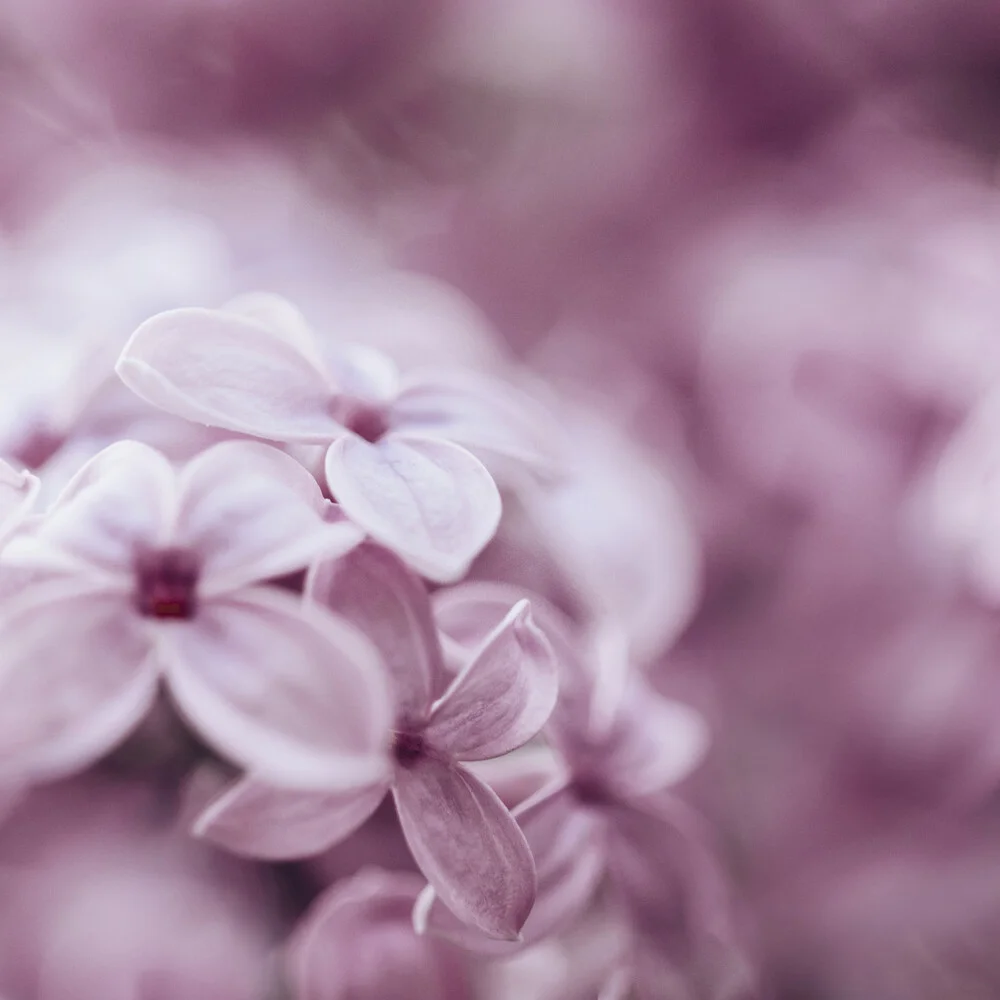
[
  {"xmin": 7, "ymin": 0, "xmax": 1000, "ymax": 995},
  {"xmin": 288, "ymin": 868, "xmax": 473, "ymax": 1000},
  {"xmin": 194, "ymin": 542, "xmax": 558, "ymax": 941},
  {"xmin": 413, "ymin": 586, "xmax": 749, "ymax": 999},
  {"xmin": 0, "ymin": 438, "xmax": 389, "ymax": 788},
  {"xmin": 116, "ymin": 292, "xmax": 555, "ymax": 581},
  {"xmin": 0, "ymin": 776, "xmax": 276, "ymax": 1000}
]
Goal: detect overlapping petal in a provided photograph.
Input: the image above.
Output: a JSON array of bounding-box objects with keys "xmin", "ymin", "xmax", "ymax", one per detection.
[
  {"xmin": 162, "ymin": 588, "xmax": 392, "ymax": 790},
  {"xmin": 392, "ymin": 756, "xmax": 536, "ymax": 940},
  {"xmin": 9, "ymin": 441, "xmax": 176, "ymax": 578},
  {"xmin": 324, "ymin": 434, "xmax": 501, "ymax": 583},
  {"xmin": 178, "ymin": 441, "xmax": 363, "ymax": 594},
  {"xmin": 432, "ymin": 581, "xmax": 578, "ymax": 669},
  {"xmin": 193, "ymin": 775, "xmax": 388, "ymax": 860},
  {"xmin": 0, "ymin": 582, "xmax": 158, "ymax": 780},
  {"xmin": 117, "ymin": 307, "xmax": 345, "ymax": 442},
  {"xmin": 416, "ymin": 780, "xmax": 607, "ymax": 953},
  {"xmin": 221, "ymin": 293, "xmax": 330, "ymax": 370},
  {"xmin": 307, "ymin": 542, "xmax": 444, "ymax": 720},
  {"xmin": 605, "ymin": 797, "xmax": 751, "ymax": 1000},
  {"xmin": 394, "ymin": 370, "xmax": 561, "ymax": 474},
  {"xmin": 289, "ymin": 869, "xmax": 473, "ymax": 1000},
  {"xmin": 425, "ymin": 601, "xmax": 558, "ymax": 760},
  {"xmin": 601, "ymin": 682, "xmax": 710, "ymax": 799}
]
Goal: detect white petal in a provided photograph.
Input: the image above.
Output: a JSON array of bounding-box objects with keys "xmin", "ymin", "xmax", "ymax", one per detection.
[
  {"xmin": 162, "ymin": 588, "xmax": 392, "ymax": 790},
  {"xmin": 20, "ymin": 441, "xmax": 176, "ymax": 578},
  {"xmin": 193, "ymin": 775, "xmax": 388, "ymax": 859},
  {"xmin": 177, "ymin": 441, "xmax": 363, "ymax": 594},
  {"xmin": 117, "ymin": 306, "xmax": 345, "ymax": 443},
  {"xmin": 325, "ymin": 434, "xmax": 501, "ymax": 583},
  {"xmin": 0, "ymin": 581, "xmax": 158, "ymax": 781}
]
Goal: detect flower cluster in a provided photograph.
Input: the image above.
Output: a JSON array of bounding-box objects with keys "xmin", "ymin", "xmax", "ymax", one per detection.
[
  {"xmin": 0, "ymin": 287, "xmax": 730, "ymax": 1000},
  {"xmin": 7, "ymin": 0, "xmax": 1000, "ymax": 997}
]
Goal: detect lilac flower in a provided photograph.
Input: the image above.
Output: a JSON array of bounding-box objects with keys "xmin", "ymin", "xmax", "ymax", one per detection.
[
  {"xmin": 0, "ymin": 438, "xmax": 390, "ymax": 788},
  {"xmin": 194, "ymin": 542, "xmax": 559, "ymax": 940},
  {"xmin": 517, "ymin": 395, "xmax": 702, "ymax": 666},
  {"xmin": 287, "ymin": 868, "xmax": 473, "ymax": 1000},
  {"xmin": 116, "ymin": 292, "xmax": 551, "ymax": 581},
  {"xmin": 0, "ymin": 326, "xmax": 234, "ymax": 502},
  {"xmin": 0, "ymin": 776, "xmax": 274, "ymax": 1000},
  {"xmin": 415, "ymin": 585, "xmax": 741, "ymax": 997}
]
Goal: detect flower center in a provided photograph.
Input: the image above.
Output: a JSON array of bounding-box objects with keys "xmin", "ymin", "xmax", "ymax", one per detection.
[
  {"xmin": 12, "ymin": 425, "xmax": 63, "ymax": 470},
  {"xmin": 134, "ymin": 548, "xmax": 200, "ymax": 620},
  {"xmin": 570, "ymin": 774, "xmax": 612, "ymax": 807},
  {"xmin": 345, "ymin": 403, "xmax": 390, "ymax": 444},
  {"xmin": 391, "ymin": 730, "xmax": 427, "ymax": 769}
]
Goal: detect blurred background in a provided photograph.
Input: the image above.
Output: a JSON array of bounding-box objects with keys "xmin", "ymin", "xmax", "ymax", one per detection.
[{"xmin": 5, "ymin": 1, "xmax": 1000, "ymax": 998}]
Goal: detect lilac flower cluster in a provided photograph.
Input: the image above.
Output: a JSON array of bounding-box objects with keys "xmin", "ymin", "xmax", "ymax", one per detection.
[
  {"xmin": 0, "ymin": 281, "xmax": 730, "ymax": 1000},
  {"xmin": 7, "ymin": 0, "xmax": 1000, "ymax": 998}
]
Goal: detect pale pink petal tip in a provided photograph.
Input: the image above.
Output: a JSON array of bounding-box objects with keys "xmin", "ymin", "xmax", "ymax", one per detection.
[
  {"xmin": 117, "ymin": 306, "xmax": 342, "ymax": 443},
  {"xmin": 426, "ymin": 600, "xmax": 559, "ymax": 761}
]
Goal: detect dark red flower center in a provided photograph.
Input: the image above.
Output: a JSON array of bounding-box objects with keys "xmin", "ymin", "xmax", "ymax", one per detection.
[
  {"xmin": 345, "ymin": 403, "xmax": 390, "ymax": 444},
  {"xmin": 391, "ymin": 730, "xmax": 427, "ymax": 769},
  {"xmin": 12, "ymin": 425, "xmax": 63, "ymax": 471},
  {"xmin": 134, "ymin": 547, "xmax": 200, "ymax": 621},
  {"xmin": 570, "ymin": 774, "xmax": 613, "ymax": 807}
]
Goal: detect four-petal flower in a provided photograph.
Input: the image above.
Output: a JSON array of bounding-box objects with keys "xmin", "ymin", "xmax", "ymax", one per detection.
[
  {"xmin": 0, "ymin": 439, "xmax": 389, "ymax": 789},
  {"xmin": 193, "ymin": 542, "xmax": 559, "ymax": 940},
  {"xmin": 116, "ymin": 293, "xmax": 551, "ymax": 581}
]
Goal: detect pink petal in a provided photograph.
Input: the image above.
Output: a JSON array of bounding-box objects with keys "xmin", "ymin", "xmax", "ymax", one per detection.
[
  {"xmin": 605, "ymin": 796, "xmax": 748, "ymax": 999},
  {"xmin": 307, "ymin": 542, "xmax": 445, "ymax": 721},
  {"xmin": 0, "ymin": 460, "xmax": 39, "ymax": 548},
  {"xmin": 394, "ymin": 370, "xmax": 561, "ymax": 475},
  {"xmin": 416, "ymin": 780, "xmax": 606, "ymax": 954},
  {"xmin": 324, "ymin": 434, "xmax": 501, "ymax": 583},
  {"xmin": 117, "ymin": 306, "xmax": 346, "ymax": 443},
  {"xmin": 162, "ymin": 588, "xmax": 392, "ymax": 790},
  {"xmin": 221, "ymin": 292, "xmax": 330, "ymax": 369},
  {"xmin": 0, "ymin": 582, "xmax": 158, "ymax": 781},
  {"xmin": 463, "ymin": 744, "xmax": 567, "ymax": 809},
  {"xmin": 392, "ymin": 756, "xmax": 536, "ymax": 940},
  {"xmin": 9, "ymin": 441, "xmax": 176, "ymax": 578},
  {"xmin": 327, "ymin": 345, "xmax": 401, "ymax": 402},
  {"xmin": 425, "ymin": 601, "xmax": 558, "ymax": 761},
  {"xmin": 432, "ymin": 581, "xmax": 583, "ymax": 678},
  {"xmin": 525, "ymin": 405, "xmax": 702, "ymax": 665},
  {"xmin": 177, "ymin": 441, "xmax": 363, "ymax": 595},
  {"xmin": 289, "ymin": 869, "xmax": 474, "ymax": 1000},
  {"xmin": 601, "ymin": 681, "xmax": 710, "ymax": 799},
  {"xmin": 193, "ymin": 775, "xmax": 388, "ymax": 860}
]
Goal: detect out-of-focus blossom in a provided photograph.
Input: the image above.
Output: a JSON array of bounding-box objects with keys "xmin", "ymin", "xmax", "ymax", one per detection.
[
  {"xmin": 465, "ymin": 378, "xmax": 701, "ymax": 668},
  {"xmin": 287, "ymin": 868, "xmax": 473, "ymax": 1000},
  {"xmin": 520, "ymin": 393, "xmax": 700, "ymax": 667},
  {"xmin": 195, "ymin": 543, "xmax": 557, "ymax": 941},
  {"xmin": 0, "ymin": 776, "xmax": 275, "ymax": 1000},
  {"xmin": 0, "ymin": 439, "xmax": 386, "ymax": 788},
  {"xmin": 118, "ymin": 291, "xmax": 554, "ymax": 580},
  {"xmin": 679, "ymin": 161, "xmax": 1000, "ymax": 528},
  {"xmin": 417, "ymin": 588, "xmax": 745, "ymax": 998}
]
